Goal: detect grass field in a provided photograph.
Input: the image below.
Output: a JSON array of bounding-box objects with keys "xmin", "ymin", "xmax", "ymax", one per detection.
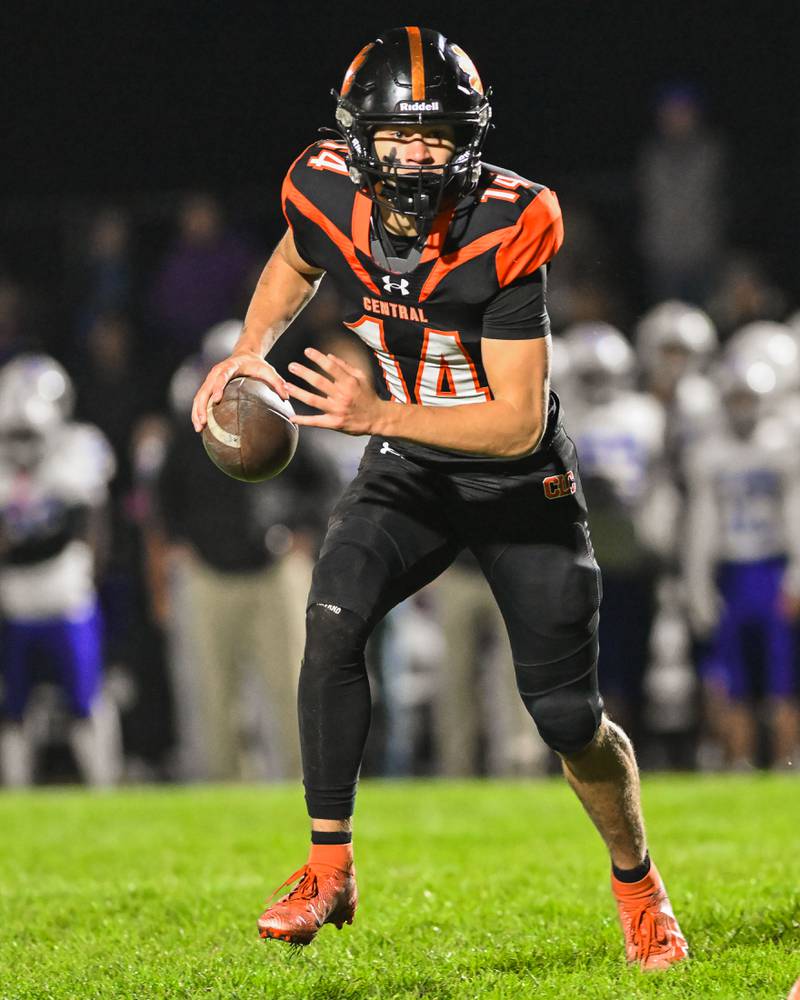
[{"xmin": 0, "ymin": 775, "xmax": 797, "ymax": 999}]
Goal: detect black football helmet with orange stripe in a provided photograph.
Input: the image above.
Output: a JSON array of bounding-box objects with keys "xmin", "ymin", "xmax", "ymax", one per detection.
[{"xmin": 333, "ymin": 27, "xmax": 491, "ymax": 232}]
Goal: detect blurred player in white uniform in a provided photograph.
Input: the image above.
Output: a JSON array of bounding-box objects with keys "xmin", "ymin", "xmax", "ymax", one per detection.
[
  {"xmin": 634, "ymin": 301, "xmax": 723, "ymax": 765},
  {"xmin": 635, "ymin": 300, "xmax": 722, "ymax": 488},
  {"xmin": 0, "ymin": 355, "xmax": 121, "ymax": 785},
  {"xmin": 684, "ymin": 331, "xmax": 800, "ymax": 769},
  {"xmin": 564, "ymin": 323, "xmax": 667, "ymax": 740}
]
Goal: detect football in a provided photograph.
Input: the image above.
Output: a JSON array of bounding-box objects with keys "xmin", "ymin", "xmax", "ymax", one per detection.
[{"xmin": 201, "ymin": 376, "xmax": 298, "ymax": 482}]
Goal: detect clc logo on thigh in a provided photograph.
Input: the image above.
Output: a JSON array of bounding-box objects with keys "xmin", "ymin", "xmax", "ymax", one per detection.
[{"xmin": 543, "ymin": 470, "xmax": 577, "ymax": 500}]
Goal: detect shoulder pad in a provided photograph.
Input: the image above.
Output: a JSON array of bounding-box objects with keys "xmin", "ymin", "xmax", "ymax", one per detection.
[
  {"xmin": 477, "ymin": 164, "xmax": 563, "ymax": 287},
  {"xmin": 621, "ymin": 391, "xmax": 667, "ymax": 445},
  {"xmin": 46, "ymin": 423, "xmax": 116, "ymax": 504},
  {"xmin": 281, "ymin": 140, "xmax": 354, "ymax": 226}
]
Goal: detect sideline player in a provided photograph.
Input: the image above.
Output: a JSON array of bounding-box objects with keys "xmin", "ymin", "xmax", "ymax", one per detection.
[
  {"xmin": 0, "ymin": 354, "xmax": 121, "ymax": 786},
  {"xmin": 192, "ymin": 28, "xmax": 688, "ymax": 970}
]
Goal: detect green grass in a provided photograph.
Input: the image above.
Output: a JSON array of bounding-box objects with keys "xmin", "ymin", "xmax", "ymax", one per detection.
[{"xmin": 0, "ymin": 776, "xmax": 797, "ymax": 999}]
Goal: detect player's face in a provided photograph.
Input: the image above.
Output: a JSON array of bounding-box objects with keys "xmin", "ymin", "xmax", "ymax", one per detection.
[
  {"xmin": 725, "ymin": 390, "xmax": 760, "ymax": 438},
  {"xmin": 372, "ymin": 125, "xmax": 456, "ymax": 174},
  {"xmin": 653, "ymin": 345, "xmax": 693, "ymax": 394},
  {"xmin": 2, "ymin": 429, "xmax": 46, "ymax": 469}
]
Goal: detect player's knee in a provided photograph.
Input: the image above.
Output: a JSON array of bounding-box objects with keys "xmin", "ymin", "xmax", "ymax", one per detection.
[
  {"xmin": 302, "ymin": 603, "xmax": 370, "ymax": 676},
  {"xmin": 525, "ymin": 685, "xmax": 603, "ymax": 755},
  {"xmin": 516, "ymin": 645, "xmax": 603, "ymax": 755}
]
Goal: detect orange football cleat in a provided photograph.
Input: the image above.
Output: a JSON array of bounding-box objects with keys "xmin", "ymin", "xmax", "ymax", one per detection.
[
  {"xmin": 787, "ymin": 977, "xmax": 800, "ymax": 1000},
  {"xmin": 611, "ymin": 861, "xmax": 688, "ymax": 971},
  {"xmin": 258, "ymin": 852, "xmax": 357, "ymax": 947}
]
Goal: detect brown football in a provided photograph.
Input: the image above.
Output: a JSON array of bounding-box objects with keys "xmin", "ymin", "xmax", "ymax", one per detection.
[{"xmin": 201, "ymin": 376, "xmax": 298, "ymax": 482}]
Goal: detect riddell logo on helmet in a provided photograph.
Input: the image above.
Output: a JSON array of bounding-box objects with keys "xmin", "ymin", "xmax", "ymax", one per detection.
[{"xmin": 398, "ymin": 100, "xmax": 441, "ymax": 112}]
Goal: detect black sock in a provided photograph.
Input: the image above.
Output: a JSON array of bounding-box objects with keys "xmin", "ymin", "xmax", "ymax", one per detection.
[
  {"xmin": 613, "ymin": 851, "xmax": 651, "ymax": 883},
  {"xmin": 311, "ymin": 830, "xmax": 353, "ymax": 845}
]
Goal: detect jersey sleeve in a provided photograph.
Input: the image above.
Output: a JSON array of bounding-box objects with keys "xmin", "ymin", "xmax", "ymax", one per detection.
[
  {"xmin": 481, "ymin": 267, "xmax": 550, "ymax": 340},
  {"xmin": 494, "ymin": 188, "xmax": 564, "ymax": 289},
  {"xmin": 281, "ymin": 141, "xmax": 356, "ymax": 272},
  {"xmin": 281, "ymin": 144, "xmax": 325, "ymax": 269}
]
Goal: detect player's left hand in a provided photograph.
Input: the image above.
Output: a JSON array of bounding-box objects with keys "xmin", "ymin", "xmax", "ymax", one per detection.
[{"xmin": 286, "ymin": 348, "xmax": 384, "ymax": 435}]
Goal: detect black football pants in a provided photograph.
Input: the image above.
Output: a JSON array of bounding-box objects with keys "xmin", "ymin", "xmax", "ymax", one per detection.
[{"xmin": 300, "ymin": 429, "xmax": 603, "ymax": 818}]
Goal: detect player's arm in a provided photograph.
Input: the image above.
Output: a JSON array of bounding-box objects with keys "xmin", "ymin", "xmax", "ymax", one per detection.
[
  {"xmin": 383, "ymin": 336, "xmax": 549, "ymax": 457},
  {"xmin": 683, "ymin": 448, "xmax": 721, "ymax": 636},
  {"xmin": 288, "ymin": 262, "xmax": 552, "ymax": 458},
  {"xmin": 779, "ymin": 452, "xmax": 800, "ymax": 619},
  {"xmin": 288, "ymin": 337, "xmax": 550, "ymax": 459},
  {"xmin": 191, "ymin": 229, "xmax": 325, "ymax": 431}
]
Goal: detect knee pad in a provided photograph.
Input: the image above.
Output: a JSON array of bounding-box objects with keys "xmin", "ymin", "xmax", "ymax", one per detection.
[
  {"xmin": 515, "ymin": 635, "xmax": 603, "ymax": 755},
  {"xmin": 525, "ymin": 681, "xmax": 603, "ymax": 755},
  {"xmin": 302, "ymin": 603, "xmax": 371, "ymax": 677},
  {"xmin": 309, "ymin": 515, "xmax": 404, "ymax": 626}
]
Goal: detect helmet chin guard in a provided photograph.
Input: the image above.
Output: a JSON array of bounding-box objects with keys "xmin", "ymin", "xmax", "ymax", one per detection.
[{"xmin": 331, "ymin": 27, "xmax": 491, "ymax": 232}]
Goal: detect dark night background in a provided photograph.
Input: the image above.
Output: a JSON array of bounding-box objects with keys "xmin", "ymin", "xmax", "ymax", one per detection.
[
  {"xmin": 2, "ymin": 1, "xmax": 799, "ymax": 296},
  {"xmin": 0, "ymin": 1, "xmax": 798, "ymax": 780}
]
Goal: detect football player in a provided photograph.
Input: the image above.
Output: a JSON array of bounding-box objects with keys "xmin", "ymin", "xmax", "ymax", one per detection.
[
  {"xmin": 562, "ymin": 323, "xmax": 668, "ymax": 743},
  {"xmin": 634, "ymin": 300, "xmax": 722, "ymax": 485},
  {"xmin": 0, "ymin": 354, "xmax": 121, "ymax": 785},
  {"xmin": 685, "ymin": 337, "xmax": 800, "ymax": 769},
  {"xmin": 192, "ymin": 27, "xmax": 688, "ymax": 969}
]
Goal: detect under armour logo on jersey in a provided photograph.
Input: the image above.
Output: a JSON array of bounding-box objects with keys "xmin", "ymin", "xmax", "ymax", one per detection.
[{"xmin": 381, "ymin": 275, "xmax": 410, "ymax": 296}]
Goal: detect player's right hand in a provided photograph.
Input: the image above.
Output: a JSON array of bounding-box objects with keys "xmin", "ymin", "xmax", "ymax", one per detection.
[
  {"xmin": 687, "ymin": 587, "xmax": 722, "ymax": 639},
  {"xmin": 191, "ymin": 352, "xmax": 290, "ymax": 432}
]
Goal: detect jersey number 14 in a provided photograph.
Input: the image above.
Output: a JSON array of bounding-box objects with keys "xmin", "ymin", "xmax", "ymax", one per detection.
[{"xmin": 345, "ymin": 316, "xmax": 492, "ymax": 406}]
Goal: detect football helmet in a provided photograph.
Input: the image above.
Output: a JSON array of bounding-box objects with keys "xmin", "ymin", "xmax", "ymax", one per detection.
[
  {"xmin": 169, "ymin": 320, "xmax": 244, "ymax": 416},
  {"xmin": 333, "ymin": 27, "xmax": 491, "ymax": 231},
  {"xmin": 169, "ymin": 356, "xmax": 205, "ymax": 418},
  {"xmin": 201, "ymin": 319, "xmax": 243, "ymax": 365},
  {"xmin": 723, "ymin": 321, "xmax": 800, "ymax": 397},
  {"xmin": 713, "ymin": 355, "xmax": 781, "ymax": 398},
  {"xmin": 563, "ymin": 323, "xmax": 635, "ymax": 379},
  {"xmin": 635, "ymin": 300, "xmax": 718, "ymax": 374},
  {"xmin": 0, "ymin": 353, "xmax": 74, "ymax": 436},
  {"xmin": 712, "ymin": 353, "xmax": 781, "ymax": 437},
  {"xmin": 562, "ymin": 323, "xmax": 636, "ymax": 406}
]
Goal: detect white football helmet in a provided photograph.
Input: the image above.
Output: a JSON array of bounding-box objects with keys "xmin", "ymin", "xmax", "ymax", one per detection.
[
  {"xmin": 713, "ymin": 355, "xmax": 782, "ymax": 399},
  {"xmin": 724, "ymin": 321, "xmax": 800, "ymax": 397},
  {"xmin": 169, "ymin": 355, "xmax": 205, "ymax": 417},
  {"xmin": 635, "ymin": 300, "xmax": 718, "ymax": 375},
  {"xmin": 169, "ymin": 320, "xmax": 243, "ymax": 417},
  {"xmin": 0, "ymin": 353, "xmax": 74, "ymax": 435},
  {"xmin": 201, "ymin": 320, "xmax": 243, "ymax": 365},
  {"xmin": 563, "ymin": 323, "xmax": 635, "ymax": 378},
  {"xmin": 562, "ymin": 323, "xmax": 635, "ymax": 403},
  {"xmin": 712, "ymin": 351, "xmax": 783, "ymax": 438},
  {"xmin": 785, "ymin": 309, "xmax": 800, "ymax": 337}
]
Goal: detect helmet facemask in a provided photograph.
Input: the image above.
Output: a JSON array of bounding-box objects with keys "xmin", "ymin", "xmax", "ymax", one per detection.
[{"xmin": 335, "ymin": 103, "xmax": 490, "ymax": 234}]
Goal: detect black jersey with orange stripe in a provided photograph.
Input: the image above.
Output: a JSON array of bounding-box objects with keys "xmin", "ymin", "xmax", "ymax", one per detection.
[{"xmin": 281, "ymin": 139, "xmax": 564, "ymax": 462}]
